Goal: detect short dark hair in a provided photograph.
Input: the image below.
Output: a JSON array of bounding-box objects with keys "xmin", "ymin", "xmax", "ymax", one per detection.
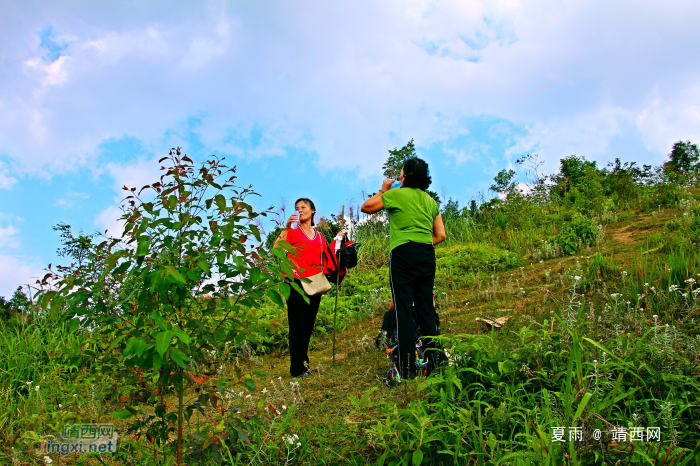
[
  {"xmin": 402, "ymin": 158, "xmax": 432, "ymax": 191},
  {"xmin": 295, "ymin": 198, "xmax": 316, "ymax": 226}
]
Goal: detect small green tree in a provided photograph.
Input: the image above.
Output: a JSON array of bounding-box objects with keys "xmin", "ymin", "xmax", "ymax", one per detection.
[
  {"xmin": 442, "ymin": 198, "xmax": 461, "ymax": 219},
  {"xmin": 669, "ymin": 140, "xmax": 699, "ymax": 172},
  {"xmin": 490, "ymin": 169, "xmax": 517, "ymax": 196},
  {"xmin": 40, "ymin": 150, "xmax": 299, "ymax": 464},
  {"xmin": 382, "ymin": 139, "xmax": 417, "ymax": 179},
  {"xmin": 382, "ymin": 139, "xmax": 441, "ymax": 205},
  {"xmin": 52, "ymin": 223, "xmax": 96, "ymax": 268},
  {"xmin": 555, "ymin": 155, "xmax": 598, "ymax": 195},
  {"xmin": 0, "ymin": 287, "xmax": 31, "ymax": 321}
]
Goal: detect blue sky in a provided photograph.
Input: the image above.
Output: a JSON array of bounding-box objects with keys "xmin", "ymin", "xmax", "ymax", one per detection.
[{"xmin": 1, "ymin": 0, "xmax": 700, "ymax": 296}]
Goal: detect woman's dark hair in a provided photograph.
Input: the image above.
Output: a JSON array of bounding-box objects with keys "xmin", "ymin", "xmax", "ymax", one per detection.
[
  {"xmin": 402, "ymin": 157, "xmax": 432, "ymax": 191},
  {"xmin": 295, "ymin": 198, "xmax": 316, "ymax": 226}
]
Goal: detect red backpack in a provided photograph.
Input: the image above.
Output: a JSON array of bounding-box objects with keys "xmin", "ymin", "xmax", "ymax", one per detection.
[{"xmin": 323, "ymin": 236, "xmax": 359, "ymax": 285}]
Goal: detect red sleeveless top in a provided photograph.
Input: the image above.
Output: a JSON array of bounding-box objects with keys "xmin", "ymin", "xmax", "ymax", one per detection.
[{"xmin": 286, "ymin": 227, "xmax": 327, "ymax": 278}]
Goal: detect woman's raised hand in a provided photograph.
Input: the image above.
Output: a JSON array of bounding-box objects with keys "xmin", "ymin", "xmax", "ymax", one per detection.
[
  {"xmin": 382, "ymin": 178, "xmax": 395, "ymax": 192},
  {"xmin": 285, "ymin": 212, "xmax": 299, "ymax": 228}
]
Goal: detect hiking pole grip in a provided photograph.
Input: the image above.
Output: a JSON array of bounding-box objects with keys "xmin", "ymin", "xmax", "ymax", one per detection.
[{"xmin": 332, "ymin": 205, "xmax": 344, "ymax": 365}]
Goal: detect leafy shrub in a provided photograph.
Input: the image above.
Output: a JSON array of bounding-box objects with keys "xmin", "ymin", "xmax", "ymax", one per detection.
[
  {"xmin": 39, "ymin": 151, "xmax": 295, "ymax": 464},
  {"xmin": 556, "ymin": 216, "xmax": 604, "ymax": 256},
  {"xmin": 556, "ymin": 228, "xmax": 582, "ymax": 255}
]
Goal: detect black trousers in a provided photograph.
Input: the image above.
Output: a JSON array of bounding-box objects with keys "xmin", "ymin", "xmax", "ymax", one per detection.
[
  {"xmin": 287, "ymin": 279, "xmax": 322, "ymax": 377},
  {"xmin": 389, "ymin": 241, "xmax": 446, "ymax": 378}
]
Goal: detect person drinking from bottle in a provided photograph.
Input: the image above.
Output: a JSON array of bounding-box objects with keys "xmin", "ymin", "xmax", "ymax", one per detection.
[
  {"xmin": 361, "ymin": 157, "xmax": 447, "ymax": 381},
  {"xmin": 274, "ymin": 198, "xmax": 328, "ymax": 378}
]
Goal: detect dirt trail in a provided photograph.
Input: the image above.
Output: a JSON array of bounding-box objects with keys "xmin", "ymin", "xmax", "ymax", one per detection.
[{"xmin": 609, "ymin": 223, "xmax": 635, "ymax": 244}]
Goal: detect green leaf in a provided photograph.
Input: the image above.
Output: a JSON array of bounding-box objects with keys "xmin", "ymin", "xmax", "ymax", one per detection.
[
  {"xmin": 112, "ymin": 261, "xmax": 131, "ymax": 275},
  {"xmin": 152, "ymin": 352, "xmax": 164, "ymax": 371},
  {"xmin": 214, "ymin": 194, "xmax": 227, "ymax": 211},
  {"xmin": 156, "ymin": 330, "xmax": 174, "ymax": 357},
  {"xmin": 68, "ymin": 317, "xmax": 80, "ymax": 332},
  {"xmin": 276, "ymin": 240, "xmax": 296, "ymax": 255},
  {"xmin": 243, "ymin": 378, "xmax": 255, "ymax": 392},
  {"xmin": 412, "ymin": 449, "xmax": 423, "ymax": 466},
  {"xmin": 151, "ymin": 311, "xmax": 166, "ymax": 331},
  {"xmin": 196, "ymin": 260, "xmax": 211, "ymax": 275},
  {"xmin": 124, "ymin": 337, "xmax": 137, "ymax": 356},
  {"xmin": 266, "ymin": 289, "xmax": 284, "ymax": 308},
  {"xmin": 280, "ymin": 260, "xmax": 296, "ymax": 278},
  {"xmin": 164, "ymin": 265, "xmax": 186, "ymax": 284},
  {"xmin": 174, "ymin": 330, "xmax": 192, "ymax": 345},
  {"xmin": 249, "ymin": 224, "xmax": 261, "ymax": 242},
  {"xmin": 134, "ymin": 339, "xmax": 147, "ymax": 358},
  {"xmin": 271, "ymin": 247, "xmax": 287, "ymax": 260},
  {"xmin": 289, "ymin": 280, "xmax": 304, "ymax": 295},
  {"xmin": 106, "ymin": 334, "xmax": 127, "ymax": 353},
  {"xmin": 217, "ymin": 251, "xmax": 226, "ymax": 265},
  {"xmin": 136, "ymin": 238, "xmax": 150, "ymax": 257},
  {"xmin": 574, "ymin": 392, "xmax": 593, "ymax": 419},
  {"xmin": 279, "ymin": 283, "xmax": 290, "ymax": 299},
  {"xmin": 170, "ymin": 348, "xmax": 192, "ymax": 368},
  {"xmin": 111, "ymin": 408, "xmax": 135, "ymax": 420},
  {"xmin": 250, "ymin": 267, "xmax": 262, "ymax": 283}
]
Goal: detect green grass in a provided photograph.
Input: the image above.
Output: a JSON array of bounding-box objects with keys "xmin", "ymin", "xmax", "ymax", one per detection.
[{"xmin": 3, "ymin": 164, "xmax": 700, "ymax": 465}]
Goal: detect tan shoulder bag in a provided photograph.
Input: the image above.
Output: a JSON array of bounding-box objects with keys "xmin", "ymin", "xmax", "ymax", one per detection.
[{"xmin": 300, "ymin": 272, "xmax": 332, "ymax": 296}]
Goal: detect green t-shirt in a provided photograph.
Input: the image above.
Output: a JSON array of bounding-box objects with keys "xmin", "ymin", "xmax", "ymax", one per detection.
[{"xmin": 382, "ymin": 187, "xmax": 439, "ymax": 251}]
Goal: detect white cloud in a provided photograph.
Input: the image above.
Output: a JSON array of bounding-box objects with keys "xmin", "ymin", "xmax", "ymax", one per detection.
[
  {"xmin": 0, "ymin": 162, "xmax": 18, "ymax": 189},
  {"xmin": 0, "ymin": 255, "xmax": 45, "ymax": 297},
  {"xmin": 0, "ymin": 225, "xmax": 21, "ymax": 250},
  {"xmin": 95, "ymin": 205, "xmax": 125, "ymax": 238},
  {"xmin": 105, "ymin": 157, "xmax": 163, "ymax": 193},
  {"xmin": 0, "ymin": 0, "xmax": 699, "ymax": 178},
  {"xmin": 23, "ymin": 55, "xmax": 70, "ymax": 88},
  {"xmin": 54, "ymin": 198, "xmax": 73, "ymax": 208}
]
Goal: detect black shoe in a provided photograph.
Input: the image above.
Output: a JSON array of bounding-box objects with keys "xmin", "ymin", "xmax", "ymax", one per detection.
[
  {"xmin": 291, "ymin": 372, "xmax": 310, "ymax": 378},
  {"xmin": 383, "ymin": 378, "xmax": 401, "ymax": 388}
]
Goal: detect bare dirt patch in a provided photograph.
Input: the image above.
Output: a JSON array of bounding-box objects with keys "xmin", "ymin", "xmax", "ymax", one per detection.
[{"xmin": 609, "ymin": 224, "xmax": 635, "ymax": 244}]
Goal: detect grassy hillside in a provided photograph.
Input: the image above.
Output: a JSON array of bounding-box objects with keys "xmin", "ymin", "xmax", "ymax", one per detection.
[{"xmin": 2, "ymin": 154, "xmax": 700, "ymax": 465}]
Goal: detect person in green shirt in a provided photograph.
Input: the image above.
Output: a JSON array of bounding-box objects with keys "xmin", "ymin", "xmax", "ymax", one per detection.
[{"xmin": 361, "ymin": 157, "xmax": 447, "ymax": 381}]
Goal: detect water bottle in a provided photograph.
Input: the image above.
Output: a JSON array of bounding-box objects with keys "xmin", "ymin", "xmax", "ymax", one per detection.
[
  {"xmin": 391, "ymin": 181, "xmax": 401, "ymax": 189},
  {"xmin": 291, "ymin": 212, "xmax": 299, "ymax": 229}
]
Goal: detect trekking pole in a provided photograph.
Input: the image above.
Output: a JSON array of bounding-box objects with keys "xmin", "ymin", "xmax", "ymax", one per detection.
[{"xmin": 332, "ymin": 205, "xmax": 345, "ymax": 365}]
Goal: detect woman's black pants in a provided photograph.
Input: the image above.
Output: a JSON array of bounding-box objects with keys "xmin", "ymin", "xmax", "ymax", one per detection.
[
  {"xmin": 287, "ymin": 279, "xmax": 322, "ymax": 377},
  {"xmin": 390, "ymin": 241, "xmax": 446, "ymax": 379}
]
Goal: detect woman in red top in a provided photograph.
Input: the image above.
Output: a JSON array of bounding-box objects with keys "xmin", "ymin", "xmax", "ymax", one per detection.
[{"xmin": 274, "ymin": 198, "xmax": 327, "ymax": 378}]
